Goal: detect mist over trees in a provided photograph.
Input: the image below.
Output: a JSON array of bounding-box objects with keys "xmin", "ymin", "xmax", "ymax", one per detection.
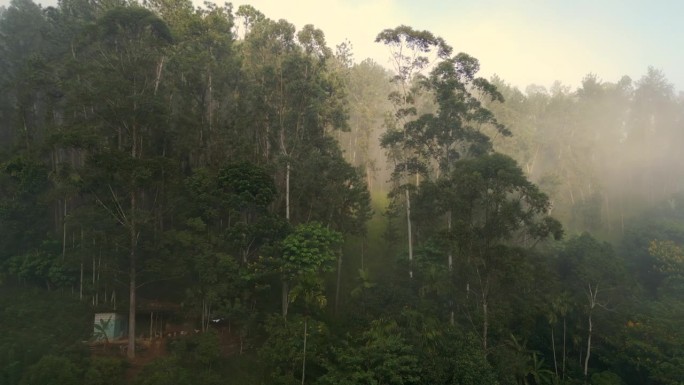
[
  {"xmin": 486, "ymin": 71, "xmax": 684, "ymax": 238},
  {"xmin": 1, "ymin": 1, "xmax": 683, "ymax": 384}
]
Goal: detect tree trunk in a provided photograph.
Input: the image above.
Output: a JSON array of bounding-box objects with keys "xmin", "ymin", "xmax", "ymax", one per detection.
[
  {"xmin": 154, "ymin": 57, "xmax": 165, "ymax": 95},
  {"xmin": 127, "ymin": 192, "xmax": 137, "ymax": 359},
  {"xmin": 78, "ymin": 229, "xmax": 84, "ymax": 301},
  {"xmin": 207, "ymin": 60, "xmax": 213, "ymax": 133},
  {"xmin": 366, "ymin": 164, "xmax": 372, "ymax": 192},
  {"xmin": 92, "ymin": 256, "xmax": 96, "ymax": 306},
  {"xmin": 201, "ymin": 300, "xmax": 211, "ymax": 332},
  {"xmin": 286, "ymin": 162, "xmax": 291, "ymax": 221},
  {"xmin": 335, "ymin": 253, "xmax": 342, "ymax": 315},
  {"xmin": 552, "ymin": 326, "xmax": 558, "ymax": 378},
  {"xmin": 79, "ymin": 262, "xmax": 83, "ymax": 301},
  {"xmin": 448, "ymin": 212, "xmax": 454, "ymax": 325},
  {"xmin": 301, "ymin": 317, "xmax": 308, "ymax": 385},
  {"xmin": 201, "ymin": 299, "xmax": 206, "ymax": 333},
  {"xmin": 584, "ymin": 283, "xmax": 599, "ymax": 382},
  {"xmin": 477, "ymin": 269, "xmax": 489, "ymax": 352},
  {"xmin": 562, "ymin": 317, "xmax": 566, "ymax": 380},
  {"xmin": 128, "ymin": 252, "xmax": 136, "ymax": 359},
  {"xmin": 62, "ymin": 199, "xmax": 67, "ymax": 261},
  {"xmin": 584, "ymin": 312, "xmax": 592, "ymax": 382},
  {"xmin": 482, "ymin": 299, "xmax": 488, "ymax": 351},
  {"xmin": 283, "ymin": 158, "xmax": 292, "ymax": 319},
  {"xmin": 447, "ymin": 212, "xmax": 453, "ymax": 270},
  {"xmin": 282, "ymin": 280, "xmax": 289, "ymax": 318},
  {"xmin": 95, "ymin": 240, "xmax": 101, "ymax": 304},
  {"xmin": 406, "ymin": 188, "xmax": 413, "ymax": 279}
]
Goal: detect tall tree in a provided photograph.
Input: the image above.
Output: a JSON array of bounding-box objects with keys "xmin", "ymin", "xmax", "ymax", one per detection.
[
  {"xmin": 417, "ymin": 153, "xmax": 562, "ymax": 350},
  {"xmin": 376, "ymin": 25, "xmax": 452, "ymax": 279},
  {"xmin": 70, "ymin": 6, "xmax": 173, "ymax": 358},
  {"xmin": 558, "ymin": 234, "xmax": 625, "ymax": 381}
]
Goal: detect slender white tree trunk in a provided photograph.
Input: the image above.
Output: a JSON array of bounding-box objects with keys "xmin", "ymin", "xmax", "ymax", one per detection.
[
  {"xmin": 62, "ymin": 199, "xmax": 67, "ymax": 261},
  {"xmin": 562, "ymin": 317, "xmax": 567, "ymax": 380},
  {"xmin": 552, "ymin": 326, "xmax": 558, "ymax": 377},
  {"xmin": 79, "ymin": 262, "xmax": 83, "ymax": 301},
  {"xmin": 448, "ymin": 212, "xmax": 454, "ymax": 325},
  {"xmin": 301, "ymin": 317, "xmax": 308, "ymax": 385},
  {"xmin": 335, "ymin": 254, "xmax": 342, "ymax": 314},
  {"xmin": 406, "ymin": 189, "xmax": 413, "ymax": 279},
  {"xmin": 92, "ymin": 257, "xmax": 96, "ymax": 306},
  {"xmin": 286, "ymin": 162, "xmax": 291, "ymax": 221},
  {"xmin": 584, "ymin": 312, "xmax": 592, "ymax": 381},
  {"xmin": 482, "ymin": 299, "xmax": 488, "ymax": 351},
  {"xmin": 282, "ymin": 161, "xmax": 291, "ymax": 318},
  {"xmin": 584, "ymin": 283, "xmax": 599, "ymax": 381},
  {"xmin": 282, "ymin": 281, "xmax": 289, "ymax": 318},
  {"xmin": 201, "ymin": 299, "xmax": 206, "ymax": 332},
  {"xmin": 127, "ymin": 192, "xmax": 137, "ymax": 359},
  {"xmin": 128, "ymin": 255, "xmax": 136, "ymax": 359},
  {"xmin": 447, "ymin": 213, "xmax": 453, "ymax": 270}
]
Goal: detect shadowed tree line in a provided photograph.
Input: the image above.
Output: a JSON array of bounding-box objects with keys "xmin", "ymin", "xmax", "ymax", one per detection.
[{"xmin": 1, "ymin": 1, "xmax": 683, "ymax": 385}]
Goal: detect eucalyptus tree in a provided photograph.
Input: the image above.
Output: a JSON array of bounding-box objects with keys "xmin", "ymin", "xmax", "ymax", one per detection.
[
  {"xmin": 237, "ymin": 10, "xmax": 369, "ymax": 320},
  {"xmin": 350, "ymin": 60, "xmax": 394, "ymax": 191},
  {"xmin": 570, "ymin": 75, "xmax": 632, "ymax": 235},
  {"xmin": 0, "ymin": 0, "xmax": 87, "ymax": 294},
  {"xmin": 416, "ymin": 153, "xmax": 562, "ymax": 350},
  {"xmin": 395, "ymin": 52, "xmax": 509, "ymax": 278},
  {"xmin": 335, "ymin": 55, "xmax": 393, "ymax": 191},
  {"xmin": 0, "ymin": 157, "xmax": 51, "ymax": 260},
  {"xmin": 68, "ymin": 6, "xmax": 174, "ymax": 358},
  {"xmin": 152, "ymin": 0, "xmax": 240, "ymax": 167},
  {"xmin": 0, "ymin": 158, "xmax": 60, "ymax": 287},
  {"xmin": 558, "ymin": 234, "xmax": 626, "ymax": 381},
  {"xmin": 236, "ymin": 10, "xmax": 347, "ymax": 220},
  {"xmin": 378, "ymin": 27, "xmax": 516, "ymax": 334},
  {"xmin": 376, "ymin": 25, "xmax": 452, "ymax": 279},
  {"xmin": 621, "ymin": 67, "xmax": 683, "ymax": 220},
  {"xmin": 0, "ymin": 0, "xmax": 79, "ymax": 260},
  {"xmin": 0, "ymin": 0, "xmax": 55, "ymax": 152}
]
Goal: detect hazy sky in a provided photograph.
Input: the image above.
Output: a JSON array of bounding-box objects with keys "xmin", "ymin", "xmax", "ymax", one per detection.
[
  {"xmin": 228, "ymin": 0, "xmax": 684, "ymax": 91},
  {"xmin": 4, "ymin": 0, "xmax": 683, "ymax": 91}
]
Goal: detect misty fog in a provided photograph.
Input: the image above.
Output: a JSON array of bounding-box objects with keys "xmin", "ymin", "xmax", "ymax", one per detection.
[{"xmin": 1, "ymin": 1, "xmax": 683, "ymax": 385}]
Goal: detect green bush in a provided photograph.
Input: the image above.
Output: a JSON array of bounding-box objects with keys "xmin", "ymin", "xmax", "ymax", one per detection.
[
  {"xmin": 19, "ymin": 355, "xmax": 80, "ymax": 385},
  {"xmin": 133, "ymin": 357, "xmax": 190, "ymax": 385},
  {"xmin": 591, "ymin": 371, "xmax": 624, "ymax": 385},
  {"xmin": 0, "ymin": 288, "xmax": 90, "ymax": 385},
  {"xmin": 84, "ymin": 357, "xmax": 127, "ymax": 385}
]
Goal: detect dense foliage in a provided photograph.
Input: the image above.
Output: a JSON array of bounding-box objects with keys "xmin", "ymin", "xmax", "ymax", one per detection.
[{"xmin": 1, "ymin": 1, "xmax": 683, "ymax": 384}]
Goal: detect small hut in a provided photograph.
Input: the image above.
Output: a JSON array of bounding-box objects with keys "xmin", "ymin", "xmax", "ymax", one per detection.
[{"xmin": 93, "ymin": 312, "xmax": 126, "ymax": 341}]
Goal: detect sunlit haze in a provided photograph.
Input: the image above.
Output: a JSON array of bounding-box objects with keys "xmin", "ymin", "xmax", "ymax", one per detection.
[
  {"xmin": 227, "ymin": 0, "xmax": 684, "ymax": 91},
  {"xmin": 3, "ymin": 0, "xmax": 682, "ymax": 91}
]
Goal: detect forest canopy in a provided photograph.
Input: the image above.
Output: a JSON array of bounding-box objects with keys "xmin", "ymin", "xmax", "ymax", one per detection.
[{"xmin": 1, "ymin": 1, "xmax": 683, "ymax": 385}]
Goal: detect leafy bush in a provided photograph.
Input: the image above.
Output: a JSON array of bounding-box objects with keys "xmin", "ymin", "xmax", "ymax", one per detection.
[
  {"xmin": 19, "ymin": 355, "xmax": 80, "ymax": 385},
  {"xmin": 0, "ymin": 288, "xmax": 90, "ymax": 385},
  {"xmin": 84, "ymin": 357, "xmax": 127, "ymax": 385}
]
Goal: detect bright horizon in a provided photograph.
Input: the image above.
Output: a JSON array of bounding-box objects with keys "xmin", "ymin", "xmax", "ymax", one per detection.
[
  {"xmin": 228, "ymin": 0, "xmax": 684, "ymax": 93},
  {"xmin": 3, "ymin": 0, "xmax": 683, "ymax": 93}
]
